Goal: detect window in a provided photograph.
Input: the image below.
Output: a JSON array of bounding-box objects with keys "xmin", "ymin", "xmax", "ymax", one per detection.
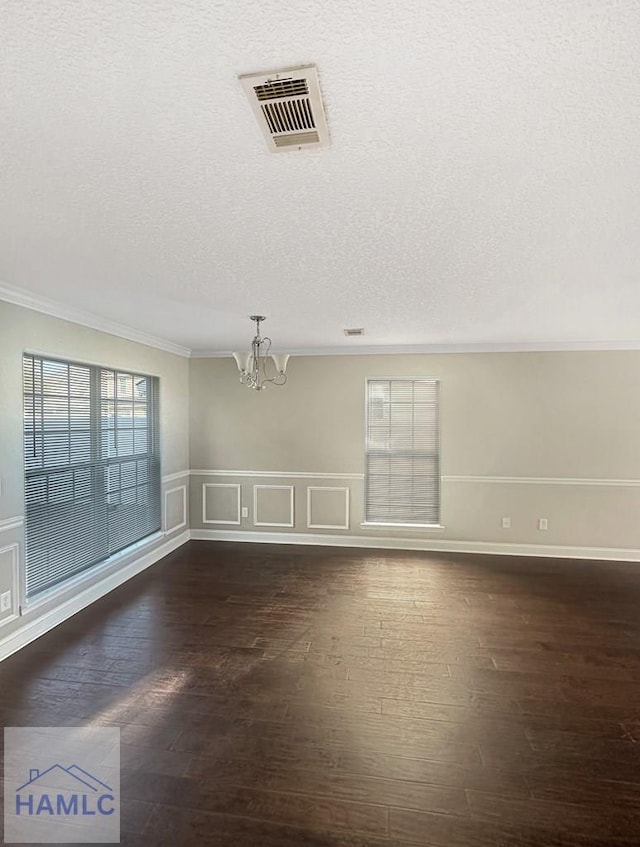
[
  {"xmin": 23, "ymin": 354, "xmax": 161, "ymax": 599},
  {"xmin": 365, "ymin": 378, "xmax": 440, "ymax": 526}
]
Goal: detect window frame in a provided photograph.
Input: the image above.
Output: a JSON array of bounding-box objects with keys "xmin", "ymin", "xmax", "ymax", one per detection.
[
  {"xmin": 22, "ymin": 351, "xmax": 162, "ymax": 607},
  {"xmin": 362, "ymin": 376, "xmax": 443, "ymax": 529}
]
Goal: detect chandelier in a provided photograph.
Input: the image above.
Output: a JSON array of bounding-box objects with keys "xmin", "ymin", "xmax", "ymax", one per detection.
[{"xmin": 232, "ymin": 316, "xmax": 290, "ymax": 390}]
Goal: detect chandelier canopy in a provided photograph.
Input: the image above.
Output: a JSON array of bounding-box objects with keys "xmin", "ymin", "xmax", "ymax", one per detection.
[{"xmin": 232, "ymin": 316, "xmax": 290, "ymax": 390}]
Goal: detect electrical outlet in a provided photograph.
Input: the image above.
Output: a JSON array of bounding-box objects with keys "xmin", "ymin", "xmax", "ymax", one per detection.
[
  {"xmin": 241, "ymin": 506, "xmax": 249, "ymax": 518},
  {"xmin": 0, "ymin": 590, "xmax": 11, "ymax": 613},
  {"xmin": 538, "ymin": 517, "xmax": 548, "ymax": 531},
  {"xmin": 501, "ymin": 517, "xmax": 511, "ymax": 529}
]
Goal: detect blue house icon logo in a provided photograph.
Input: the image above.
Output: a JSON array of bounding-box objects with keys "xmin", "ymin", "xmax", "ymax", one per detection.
[
  {"xmin": 4, "ymin": 724, "xmax": 120, "ymax": 844},
  {"xmin": 15, "ymin": 764, "xmax": 116, "ymax": 817}
]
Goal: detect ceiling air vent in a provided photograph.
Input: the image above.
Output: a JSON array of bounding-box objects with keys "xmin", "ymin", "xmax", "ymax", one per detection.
[
  {"xmin": 239, "ymin": 64, "xmax": 330, "ymax": 153},
  {"xmin": 344, "ymin": 328, "xmax": 365, "ymax": 337}
]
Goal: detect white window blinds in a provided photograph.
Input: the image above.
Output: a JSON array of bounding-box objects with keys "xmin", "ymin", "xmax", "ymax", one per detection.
[
  {"xmin": 23, "ymin": 354, "xmax": 161, "ymax": 598},
  {"xmin": 365, "ymin": 378, "xmax": 440, "ymax": 526}
]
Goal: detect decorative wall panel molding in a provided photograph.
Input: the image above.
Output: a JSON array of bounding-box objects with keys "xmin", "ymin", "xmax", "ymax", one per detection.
[
  {"xmin": 0, "ymin": 543, "xmax": 20, "ymax": 629},
  {"xmin": 253, "ymin": 485, "xmax": 295, "ymax": 528},
  {"xmin": 307, "ymin": 486, "xmax": 350, "ymax": 530},
  {"xmin": 164, "ymin": 485, "xmax": 187, "ymax": 534},
  {"xmin": 202, "ymin": 483, "xmax": 242, "ymax": 525}
]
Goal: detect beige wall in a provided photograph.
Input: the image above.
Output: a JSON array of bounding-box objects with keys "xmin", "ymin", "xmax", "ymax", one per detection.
[
  {"xmin": 189, "ymin": 352, "xmax": 640, "ymax": 552},
  {"xmin": 0, "ymin": 300, "xmax": 190, "ymax": 648}
]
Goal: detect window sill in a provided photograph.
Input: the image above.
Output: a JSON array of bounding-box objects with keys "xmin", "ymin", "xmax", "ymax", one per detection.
[
  {"xmin": 22, "ymin": 530, "xmax": 164, "ymax": 614},
  {"xmin": 360, "ymin": 522, "xmax": 445, "ymax": 531}
]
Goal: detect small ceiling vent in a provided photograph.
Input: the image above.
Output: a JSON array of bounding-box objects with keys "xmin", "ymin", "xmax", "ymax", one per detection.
[
  {"xmin": 344, "ymin": 328, "xmax": 365, "ymax": 337},
  {"xmin": 239, "ymin": 64, "xmax": 330, "ymax": 153}
]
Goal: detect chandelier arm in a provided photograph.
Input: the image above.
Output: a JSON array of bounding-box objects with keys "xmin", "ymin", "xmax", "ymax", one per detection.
[{"xmin": 263, "ymin": 373, "xmax": 287, "ymax": 386}]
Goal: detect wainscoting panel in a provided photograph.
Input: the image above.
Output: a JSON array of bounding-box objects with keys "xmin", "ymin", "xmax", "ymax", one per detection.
[
  {"xmin": 188, "ymin": 470, "xmax": 640, "ymax": 553},
  {"xmin": 307, "ymin": 486, "xmax": 350, "ymax": 530},
  {"xmin": 164, "ymin": 485, "xmax": 187, "ymax": 534},
  {"xmin": 202, "ymin": 483, "xmax": 242, "ymax": 525},
  {"xmin": 0, "ymin": 543, "xmax": 20, "ymax": 629},
  {"xmin": 254, "ymin": 485, "xmax": 295, "ymax": 528}
]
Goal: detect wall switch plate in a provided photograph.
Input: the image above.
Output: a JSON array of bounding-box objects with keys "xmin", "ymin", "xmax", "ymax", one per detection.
[
  {"xmin": 501, "ymin": 517, "xmax": 511, "ymax": 529},
  {"xmin": 241, "ymin": 506, "xmax": 249, "ymax": 518},
  {"xmin": 0, "ymin": 590, "xmax": 11, "ymax": 613},
  {"xmin": 538, "ymin": 518, "xmax": 549, "ymax": 531}
]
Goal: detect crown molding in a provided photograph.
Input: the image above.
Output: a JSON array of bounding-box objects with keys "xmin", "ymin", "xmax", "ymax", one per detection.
[
  {"xmin": 190, "ymin": 339, "xmax": 640, "ymax": 358},
  {"xmin": 0, "ymin": 282, "xmax": 192, "ymax": 358},
  {"xmin": 4, "ymin": 281, "xmax": 640, "ymax": 360}
]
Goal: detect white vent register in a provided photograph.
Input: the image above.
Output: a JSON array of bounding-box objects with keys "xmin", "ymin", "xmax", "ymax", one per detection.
[{"xmin": 239, "ymin": 65, "xmax": 330, "ymax": 153}]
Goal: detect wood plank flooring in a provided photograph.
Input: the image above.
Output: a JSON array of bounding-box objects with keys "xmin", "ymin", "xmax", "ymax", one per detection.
[{"xmin": 2, "ymin": 541, "xmax": 640, "ymax": 845}]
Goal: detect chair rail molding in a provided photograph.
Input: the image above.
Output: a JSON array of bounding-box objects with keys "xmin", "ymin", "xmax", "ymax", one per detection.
[
  {"xmin": 191, "ymin": 469, "xmax": 364, "ymax": 480},
  {"xmin": 0, "ymin": 517, "xmax": 24, "ymax": 534},
  {"xmin": 443, "ymin": 475, "xmax": 640, "ymax": 487}
]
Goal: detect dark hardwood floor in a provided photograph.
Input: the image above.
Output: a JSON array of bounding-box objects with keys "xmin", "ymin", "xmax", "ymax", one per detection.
[{"xmin": 2, "ymin": 541, "xmax": 640, "ymax": 845}]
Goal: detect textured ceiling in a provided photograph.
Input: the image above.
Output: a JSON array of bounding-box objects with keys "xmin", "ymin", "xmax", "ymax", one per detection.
[{"xmin": 1, "ymin": 0, "xmax": 639, "ymax": 354}]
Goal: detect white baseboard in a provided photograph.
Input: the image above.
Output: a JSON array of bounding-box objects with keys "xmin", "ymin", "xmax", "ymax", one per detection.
[
  {"xmin": 190, "ymin": 528, "xmax": 640, "ymax": 563},
  {"xmin": 0, "ymin": 530, "xmax": 189, "ymax": 663},
  {"xmin": 3, "ymin": 525, "xmax": 637, "ymax": 664}
]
